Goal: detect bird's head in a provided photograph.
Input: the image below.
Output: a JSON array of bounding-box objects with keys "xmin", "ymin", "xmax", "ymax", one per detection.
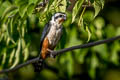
[{"xmin": 51, "ymin": 12, "xmax": 66, "ymax": 25}]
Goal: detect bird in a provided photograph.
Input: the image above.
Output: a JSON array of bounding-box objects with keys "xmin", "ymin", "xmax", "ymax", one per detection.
[{"xmin": 34, "ymin": 12, "xmax": 67, "ymax": 72}]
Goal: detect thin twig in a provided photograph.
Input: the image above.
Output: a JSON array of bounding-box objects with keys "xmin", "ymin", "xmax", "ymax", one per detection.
[
  {"xmin": 0, "ymin": 35, "xmax": 120, "ymax": 74},
  {"xmin": 0, "ymin": 57, "xmax": 39, "ymax": 74},
  {"xmin": 82, "ymin": 5, "xmax": 93, "ymax": 7},
  {"xmin": 82, "ymin": 0, "xmax": 93, "ymax": 7}
]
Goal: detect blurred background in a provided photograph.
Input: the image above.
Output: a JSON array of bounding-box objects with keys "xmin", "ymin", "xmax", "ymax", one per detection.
[{"xmin": 0, "ymin": 0, "xmax": 120, "ymax": 80}]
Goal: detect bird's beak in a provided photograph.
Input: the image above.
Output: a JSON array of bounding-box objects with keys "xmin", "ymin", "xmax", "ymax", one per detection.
[
  {"xmin": 63, "ymin": 15, "xmax": 67, "ymax": 20},
  {"xmin": 59, "ymin": 18, "xmax": 65, "ymax": 24},
  {"xmin": 59, "ymin": 19, "xmax": 64, "ymax": 24},
  {"xmin": 58, "ymin": 15, "xmax": 66, "ymax": 24}
]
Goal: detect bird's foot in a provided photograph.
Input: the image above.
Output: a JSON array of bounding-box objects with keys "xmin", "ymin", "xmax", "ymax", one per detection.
[{"xmin": 47, "ymin": 49, "xmax": 55, "ymax": 58}]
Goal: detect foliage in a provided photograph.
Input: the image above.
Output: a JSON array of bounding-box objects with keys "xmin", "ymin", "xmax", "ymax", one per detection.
[{"xmin": 0, "ymin": 0, "xmax": 120, "ymax": 80}]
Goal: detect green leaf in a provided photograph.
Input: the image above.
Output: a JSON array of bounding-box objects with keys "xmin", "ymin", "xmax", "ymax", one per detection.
[
  {"xmin": 0, "ymin": 5, "xmax": 18, "ymax": 26},
  {"xmin": 59, "ymin": 52, "xmax": 74, "ymax": 77},
  {"xmin": 66, "ymin": 52, "xmax": 73, "ymax": 77},
  {"xmin": 23, "ymin": 47, "xmax": 29, "ymax": 61},
  {"xmin": 82, "ymin": 11, "xmax": 94, "ymax": 41},
  {"xmin": 0, "ymin": 1, "xmax": 11, "ymax": 17},
  {"xmin": 110, "ymin": 42, "xmax": 119, "ymax": 65},
  {"xmin": 48, "ymin": 0, "xmax": 54, "ymax": 8},
  {"xmin": 90, "ymin": 0, "xmax": 94, "ymax": 3},
  {"xmin": 1, "ymin": 6, "xmax": 18, "ymax": 19},
  {"xmin": 66, "ymin": 0, "xmax": 71, "ymax": 8},
  {"xmin": 83, "ymin": 11, "xmax": 94, "ymax": 23},
  {"xmin": 105, "ymin": 24, "xmax": 115, "ymax": 38},
  {"xmin": 76, "ymin": 49, "xmax": 88, "ymax": 63},
  {"xmin": 116, "ymin": 27, "xmax": 120, "ymax": 36},
  {"xmin": 94, "ymin": 17, "xmax": 105, "ymax": 29},
  {"xmin": 85, "ymin": 26, "xmax": 91, "ymax": 42},
  {"xmin": 15, "ymin": 0, "xmax": 28, "ymax": 6},
  {"xmin": 19, "ymin": 2, "xmax": 28, "ymax": 18},
  {"xmin": 78, "ymin": 7, "xmax": 86, "ymax": 27},
  {"xmin": 2, "ymin": 48, "xmax": 7, "ymax": 65},
  {"xmin": 21, "ymin": 38, "xmax": 29, "ymax": 61},
  {"xmin": 67, "ymin": 28, "xmax": 82, "ymax": 47},
  {"xmin": 58, "ymin": 0, "xmax": 67, "ymax": 12},
  {"xmin": 94, "ymin": 0, "xmax": 104, "ymax": 17},
  {"xmin": 6, "ymin": 37, "xmax": 10, "ymax": 45},
  {"xmin": 100, "ymin": 0, "xmax": 105, "ymax": 9},
  {"xmin": 72, "ymin": 0, "xmax": 84, "ymax": 23},
  {"xmin": 10, "ymin": 39, "xmax": 21, "ymax": 68},
  {"xmin": 92, "ymin": 44, "xmax": 108, "ymax": 60},
  {"xmin": 27, "ymin": 4, "xmax": 35, "ymax": 16},
  {"xmin": 9, "ymin": 49, "xmax": 15, "ymax": 64},
  {"xmin": 0, "ymin": 33, "xmax": 4, "ymax": 42},
  {"xmin": 89, "ymin": 53, "xmax": 99, "ymax": 79},
  {"xmin": 29, "ymin": 0, "xmax": 38, "ymax": 5}
]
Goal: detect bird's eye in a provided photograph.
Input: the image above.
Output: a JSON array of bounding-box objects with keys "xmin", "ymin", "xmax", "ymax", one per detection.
[{"xmin": 59, "ymin": 15, "xmax": 63, "ymax": 17}]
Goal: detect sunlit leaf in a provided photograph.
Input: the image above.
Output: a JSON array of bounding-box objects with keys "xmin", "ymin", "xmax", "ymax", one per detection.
[
  {"xmin": 23, "ymin": 47, "xmax": 29, "ymax": 61},
  {"xmin": 78, "ymin": 7, "xmax": 86, "ymax": 27},
  {"xmin": 94, "ymin": 17, "xmax": 105, "ymax": 29},
  {"xmin": 48, "ymin": 0, "xmax": 54, "ymax": 8},
  {"xmin": 116, "ymin": 27, "xmax": 120, "ymax": 36},
  {"xmin": 72, "ymin": 0, "xmax": 84, "ymax": 23},
  {"xmin": 9, "ymin": 49, "xmax": 15, "ymax": 64},
  {"xmin": 21, "ymin": 38, "xmax": 29, "ymax": 61},
  {"xmin": 10, "ymin": 39, "xmax": 21, "ymax": 68},
  {"xmin": 1, "ymin": 6, "xmax": 18, "ymax": 19},
  {"xmin": 6, "ymin": 37, "xmax": 10, "ymax": 45},
  {"xmin": 85, "ymin": 26, "xmax": 91, "ymax": 42},
  {"xmin": 58, "ymin": 0, "xmax": 67, "ymax": 12},
  {"xmin": 100, "ymin": 0, "xmax": 105, "ymax": 9},
  {"xmin": 19, "ymin": 2, "xmax": 28, "ymax": 18},
  {"xmin": 0, "ymin": 5, "xmax": 18, "ymax": 26},
  {"xmin": 94, "ymin": 0, "xmax": 104, "ymax": 17},
  {"xmin": 0, "ymin": 1, "xmax": 11, "ymax": 17},
  {"xmin": 2, "ymin": 48, "xmax": 7, "ymax": 65}
]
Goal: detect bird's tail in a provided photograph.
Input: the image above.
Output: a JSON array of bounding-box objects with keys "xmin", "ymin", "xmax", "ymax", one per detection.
[{"xmin": 33, "ymin": 56, "xmax": 44, "ymax": 72}]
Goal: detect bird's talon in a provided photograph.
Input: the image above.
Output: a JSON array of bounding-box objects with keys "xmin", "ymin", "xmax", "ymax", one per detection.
[
  {"xmin": 47, "ymin": 49, "xmax": 55, "ymax": 58},
  {"xmin": 50, "ymin": 54, "xmax": 54, "ymax": 58},
  {"xmin": 47, "ymin": 49, "xmax": 53, "ymax": 53}
]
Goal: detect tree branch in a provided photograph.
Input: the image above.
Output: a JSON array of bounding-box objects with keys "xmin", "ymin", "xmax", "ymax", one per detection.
[
  {"xmin": 53, "ymin": 35, "xmax": 120, "ymax": 56},
  {"xmin": 0, "ymin": 35, "xmax": 120, "ymax": 74},
  {"xmin": 0, "ymin": 57, "xmax": 39, "ymax": 74}
]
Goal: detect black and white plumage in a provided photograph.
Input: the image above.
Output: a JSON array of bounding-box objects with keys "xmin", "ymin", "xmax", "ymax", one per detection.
[{"xmin": 34, "ymin": 12, "xmax": 66, "ymax": 72}]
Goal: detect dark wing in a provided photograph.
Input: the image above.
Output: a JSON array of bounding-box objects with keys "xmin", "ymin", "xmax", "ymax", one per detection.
[
  {"xmin": 39, "ymin": 22, "xmax": 51, "ymax": 55},
  {"xmin": 33, "ymin": 23, "xmax": 51, "ymax": 72}
]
